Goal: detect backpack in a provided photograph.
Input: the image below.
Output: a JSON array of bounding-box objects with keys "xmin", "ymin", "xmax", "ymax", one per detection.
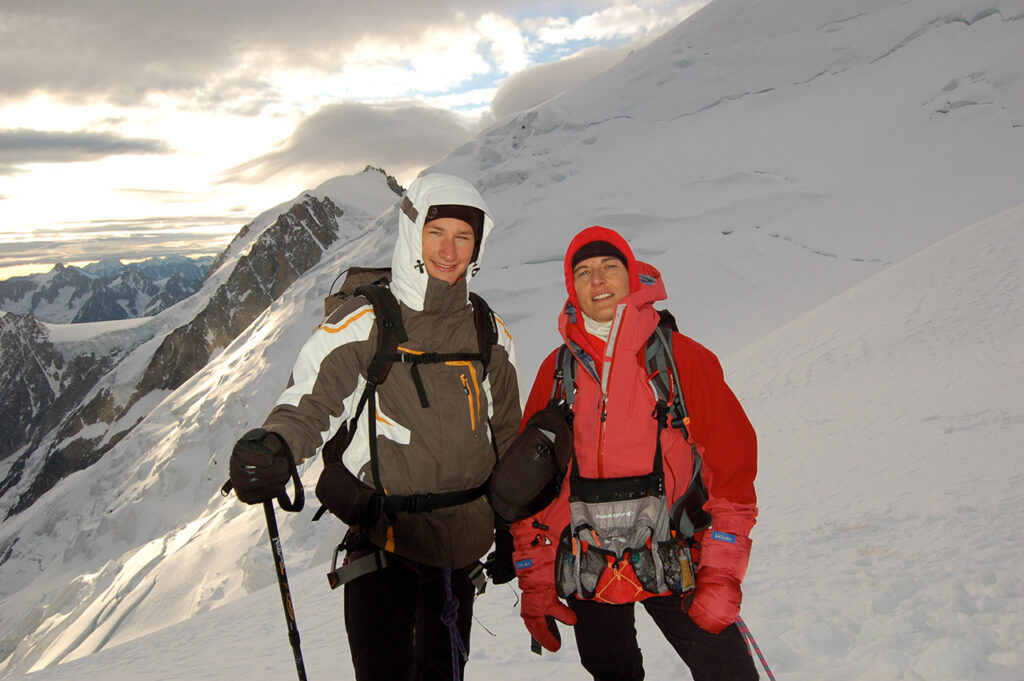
[{"xmin": 312, "ymin": 266, "xmax": 500, "ymax": 525}]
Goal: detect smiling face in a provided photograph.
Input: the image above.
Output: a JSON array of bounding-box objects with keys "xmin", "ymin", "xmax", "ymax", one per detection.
[
  {"xmin": 572, "ymin": 255, "xmax": 630, "ymax": 323},
  {"xmin": 421, "ymin": 217, "xmax": 476, "ymax": 285}
]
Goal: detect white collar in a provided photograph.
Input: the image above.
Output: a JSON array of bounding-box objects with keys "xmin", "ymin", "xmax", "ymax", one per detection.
[{"xmin": 582, "ymin": 311, "xmax": 612, "ymax": 341}]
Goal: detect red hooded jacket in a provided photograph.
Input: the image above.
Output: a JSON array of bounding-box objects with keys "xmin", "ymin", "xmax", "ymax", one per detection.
[{"xmin": 510, "ymin": 226, "xmax": 758, "ymax": 605}]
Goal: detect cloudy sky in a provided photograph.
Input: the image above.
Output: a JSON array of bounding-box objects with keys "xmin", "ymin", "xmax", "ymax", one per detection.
[{"xmin": 0, "ymin": 0, "xmax": 706, "ymax": 279}]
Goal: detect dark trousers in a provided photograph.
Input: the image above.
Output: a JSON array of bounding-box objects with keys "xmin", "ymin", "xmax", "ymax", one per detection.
[
  {"xmin": 569, "ymin": 595, "xmax": 759, "ymax": 681},
  {"xmin": 344, "ymin": 556, "xmax": 475, "ymax": 681}
]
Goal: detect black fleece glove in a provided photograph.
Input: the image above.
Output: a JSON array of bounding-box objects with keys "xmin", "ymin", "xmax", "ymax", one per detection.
[
  {"xmin": 229, "ymin": 429, "xmax": 292, "ymax": 504},
  {"xmin": 485, "ymin": 522, "xmax": 517, "ymax": 585}
]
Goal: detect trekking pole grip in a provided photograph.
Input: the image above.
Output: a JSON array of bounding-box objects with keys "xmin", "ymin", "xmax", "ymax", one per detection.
[{"xmin": 218, "ymin": 455, "xmax": 304, "ymax": 514}]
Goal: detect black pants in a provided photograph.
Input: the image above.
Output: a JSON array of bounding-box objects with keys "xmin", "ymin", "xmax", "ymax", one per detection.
[
  {"xmin": 569, "ymin": 595, "xmax": 759, "ymax": 681},
  {"xmin": 344, "ymin": 556, "xmax": 475, "ymax": 681}
]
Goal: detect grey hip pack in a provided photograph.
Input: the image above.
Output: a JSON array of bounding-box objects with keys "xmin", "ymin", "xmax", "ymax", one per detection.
[{"xmin": 555, "ymin": 405, "xmax": 696, "ymax": 601}]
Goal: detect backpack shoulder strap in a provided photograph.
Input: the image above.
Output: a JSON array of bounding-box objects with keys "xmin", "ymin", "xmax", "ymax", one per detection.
[
  {"xmin": 552, "ymin": 344, "xmax": 577, "ymax": 409},
  {"xmin": 643, "ymin": 313, "xmax": 712, "ymax": 537},
  {"xmin": 656, "ymin": 308, "xmax": 679, "ymax": 333},
  {"xmin": 343, "ymin": 283, "xmax": 410, "ymax": 499},
  {"xmin": 469, "ymin": 291, "xmax": 498, "ymax": 380},
  {"xmin": 645, "ymin": 314, "xmax": 691, "ymax": 438},
  {"xmin": 354, "ymin": 283, "xmax": 407, "ymax": 387}
]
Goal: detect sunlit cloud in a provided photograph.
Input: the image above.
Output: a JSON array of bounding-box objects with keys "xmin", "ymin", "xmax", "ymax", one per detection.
[
  {"xmin": 477, "ymin": 13, "xmax": 530, "ymax": 74},
  {"xmin": 0, "ymin": 2, "xmax": 491, "ymax": 104},
  {"xmin": 116, "ymin": 188, "xmax": 220, "ymax": 203},
  {"xmin": 427, "ymin": 88, "xmax": 499, "ymax": 117},
  {"xmin": 532, "ymin": 2, "xmax": 706, "ymax": 45},
  {"xmin": 490, "ymin": 45, "xmax": 627, "ymax": 119},
  {"xmin": 220, "ymin": 101, "xmax": 474, "ymax": 187},
  {"xmin": 408, "ymin": 32, "xmax": 494, "ymax": 93}
]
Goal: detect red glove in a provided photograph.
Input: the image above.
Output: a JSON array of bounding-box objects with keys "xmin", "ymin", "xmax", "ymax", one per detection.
[
  {"xmin": 513, "ymin": 525, "xmax": 577, "ymax": 651},
  {"xmin": 687, "ymin": 523, "xmax": 752, "ymax": 634},
  {"xmin": 521, "ymin": 584, "xmax": 577, "ymax": 652}
]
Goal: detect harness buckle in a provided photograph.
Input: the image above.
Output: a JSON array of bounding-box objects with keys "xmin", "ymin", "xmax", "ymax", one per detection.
[
  {"xmin": 466, "ymin": 561, "xmax": 487, "ymax": 595},
  {"xmin": 327, "ymin": 542, "xmax": 389, "ymax": 590},
  {"xmin": 653, "ymin": 400, "xmax": 670, "ymax": 426},
  {"xmin": 404, "ymin": 493, "xmax": 433, "ymax": 514}
]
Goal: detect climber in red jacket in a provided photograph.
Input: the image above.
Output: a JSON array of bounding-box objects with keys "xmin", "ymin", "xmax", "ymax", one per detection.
[{"xmin": 511, "ymin": 225, "xmax": 759, "ymax": 681}]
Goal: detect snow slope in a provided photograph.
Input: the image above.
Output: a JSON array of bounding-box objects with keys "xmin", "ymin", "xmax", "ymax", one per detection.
[
  {"xmin": 2, "ymin": 0, "xmax": 1023, "ymax": 678},
  {"xmin": 725, "ymin": 203, "xmax": 1024, "ymax": 681}
]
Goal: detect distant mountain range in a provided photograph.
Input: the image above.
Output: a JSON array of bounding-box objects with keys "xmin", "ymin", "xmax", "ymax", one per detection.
[
  {"xmin": 0, "ymin": 256, "xmax": 216, "ymax": 324},
  {"xmin": 0, "ymin": 167, "xmax": 403, "ymax": 518}
]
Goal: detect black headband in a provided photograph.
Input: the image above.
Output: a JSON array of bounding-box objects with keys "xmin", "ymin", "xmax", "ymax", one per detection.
[{"xmin": 571, "ymin": 240, "xmax": 627, "ymax": 270}]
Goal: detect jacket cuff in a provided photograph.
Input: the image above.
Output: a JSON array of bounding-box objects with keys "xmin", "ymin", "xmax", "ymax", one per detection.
[
  {"xmin": 706, "ymin": 500, "xmax": 758, "ymax": 538},
  {"xmin": 513, "ymin": 538, "xmax": 557, "ymax": 592}
]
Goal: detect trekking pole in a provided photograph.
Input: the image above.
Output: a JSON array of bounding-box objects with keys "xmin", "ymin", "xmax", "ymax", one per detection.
[
  {"xmin": 264, "ymin": 498, "xmax": 308, "ymax": 681},
  {"xmin": 736, "ymin": 616, "xmax": 776, "ymax": 681},
  {"xmin": 222, "ymin": 458, "xmax": 307, "ymax": 681}
]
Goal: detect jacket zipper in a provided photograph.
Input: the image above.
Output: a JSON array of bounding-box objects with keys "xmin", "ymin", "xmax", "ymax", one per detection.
[
  {"xmin": 596, "ymin": 303, "xmax": 626, "ymax": 478},
  {"xmin": 447, "ymin": 360, "xmax": 481, "ymax": 432},
  {"xmin": 460, "ymin": 373, "xmax": 477, "ymax": 430}
]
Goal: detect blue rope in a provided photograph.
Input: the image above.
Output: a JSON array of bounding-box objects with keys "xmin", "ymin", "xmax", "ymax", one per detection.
[{"xmin": 441, "ymin": 568, "xmax": 468, "ymax": 681}]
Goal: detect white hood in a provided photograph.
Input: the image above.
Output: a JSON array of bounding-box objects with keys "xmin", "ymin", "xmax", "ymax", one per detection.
[{"xmin": 390, "ymin": 173, "xmax": 493, "ymax": 311}]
